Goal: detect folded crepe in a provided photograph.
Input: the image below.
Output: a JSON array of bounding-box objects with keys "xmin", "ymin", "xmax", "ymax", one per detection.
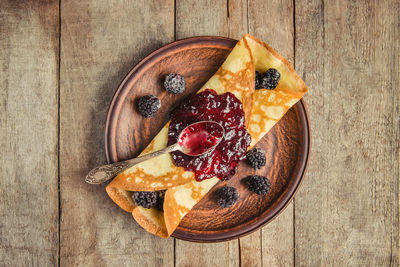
[{"xmin": 106, "ymin": 34, "xmax": 308, "ymax": 238}]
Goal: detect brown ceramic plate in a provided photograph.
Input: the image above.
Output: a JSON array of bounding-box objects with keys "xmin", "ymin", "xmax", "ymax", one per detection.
[{"xmin": 105, "ymin": 36, "xmax": 310, "ymax": 242}]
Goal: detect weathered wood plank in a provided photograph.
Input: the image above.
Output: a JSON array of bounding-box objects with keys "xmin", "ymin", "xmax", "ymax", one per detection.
[
  {"xmin": 60, "ymin": 1, "xmax": 174, "ymax": 266},
  {"xmin": 260, "ymin": 208, "xmax": 294, "ymax": 267},
  {"xmin": 175, "ymin": 240, "xmax": 239, "ymax": 266},
  {"xmin": 228, "ymin": 0, "xmax": 248, "ymax": 40},
  {"xmin": 174, "ymin": 1, "xmax": 246, "ymax": 266},
  {"xmin": 246, "ymin": 0, "xmax": 295, "ymax": 266},
  {"xmin": 240, "ymin": 232, "xmax": 262, "ymax": 267},
  {"xmin": 295, "ymin": 0, "xmax": 399, "ymax": 266},
  {"xmin": 0, "ymin": 1, "xmax": 59, "ymax": 266},
  {"xmin": 175, "ymin": 0, "xmax": 228, "ymax": 38}
]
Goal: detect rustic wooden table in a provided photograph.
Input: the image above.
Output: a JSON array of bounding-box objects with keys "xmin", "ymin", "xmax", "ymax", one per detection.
[{"xmin": 1, "ymin": 1, "xmax": 399, "ymax": 266}]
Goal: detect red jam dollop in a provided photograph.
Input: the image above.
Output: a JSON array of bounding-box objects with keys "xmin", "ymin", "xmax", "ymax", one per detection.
[
  {"xmin": 168, "ymin": 89, "xmax": 251, "ymax": 181},
  {"xmin": 178, "ymin": 121, "xmax": 224, "ymax": 156}
]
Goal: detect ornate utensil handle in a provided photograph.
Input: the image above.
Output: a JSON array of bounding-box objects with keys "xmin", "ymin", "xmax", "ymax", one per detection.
[{"xmin": 85, "ymin": 143, "xmax": 179, "ymax": 184}]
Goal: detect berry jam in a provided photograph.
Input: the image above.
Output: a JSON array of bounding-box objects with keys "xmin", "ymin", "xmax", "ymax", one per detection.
[
  {"xmin": 168, "ymin": 89, "xmax": 251, "ymax": 181},
  {"xmin": 178, "ymin": 121, "xmax": 224, "ymax": 156}
]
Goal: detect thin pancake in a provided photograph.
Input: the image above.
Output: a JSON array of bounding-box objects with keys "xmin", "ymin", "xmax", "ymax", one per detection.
[{"xmin": 106, "ymin": 34, "xmax": 308, "ymax": 237}]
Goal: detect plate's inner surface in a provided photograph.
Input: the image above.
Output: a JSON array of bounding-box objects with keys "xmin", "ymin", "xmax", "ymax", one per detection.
[{"xmin": 106, "ymin": 38, "xmax": 308, "ymax": 241}]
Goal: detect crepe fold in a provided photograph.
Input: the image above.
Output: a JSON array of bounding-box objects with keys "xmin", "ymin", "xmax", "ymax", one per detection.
[{"xmin": 106, "ymin": 34, "xmax": 308, "ymax": 237}]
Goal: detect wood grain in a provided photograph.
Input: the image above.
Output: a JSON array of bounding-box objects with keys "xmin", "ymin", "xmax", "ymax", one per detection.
[
  {"xmin": 228, "ymin": 0, "xmax": 249, "ymax": 39},
  {"xmin": 240, "ymin": 233, "xmax": 262, "ymax": 267},
  {"xmin": 175, "ymin": 0, "xmax": 244, "ymax": 266},
  {"xmin": 1, "ymin": 0, "xmax": 399, "ymax": 266},
  {"xmin": 60, "ymin": 1, "xmax": 174, "ymax": 266},
  {"xmin": 295, "ymin": 0, "xmax": 399, "ymax": 266},
  {"xmin": 247, "ymin": 0, "xmax": 296, "ymax": 266},
  {"xmin": 176, "ymin": 240, "xmax": 239, "ymax": 266},
  {"xmin": 175, "ymin": 0, "xmax": 228, "ymax": 38},
  {"xmin": 0, "ymin": 1, "xmax": 59, "ymax": 266}
]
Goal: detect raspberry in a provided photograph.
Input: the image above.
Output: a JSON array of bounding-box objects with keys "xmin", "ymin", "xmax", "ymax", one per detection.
[
  {"xmin": 164, "ymin": 73, "xmax": 186, "ymax": 94},
  {"xmin": 138, "ymin": 95, "xmax": 161, "ymax": 117},
  {"xmin": 216, "ymin": 186, "xmax": 239, "ymax": 208},
  {"xmin": 246, "ymin": 148, "xmax": 266, "ymax": 169},
  {"xmin": 246, "ymin": 175, "xmax": 271, "ymax": 195},
  {"xmin": 133, "ymin": 191, "xmax": 158, "ymax": 209},
  {"xmin": 260, "ymin": 68, "xmax": 280, "ymax": 89}
]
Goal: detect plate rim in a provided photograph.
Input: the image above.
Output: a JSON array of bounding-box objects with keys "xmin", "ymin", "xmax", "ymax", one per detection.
[{"xmin": 104, "ymin": 36, "xmax": 311, "ymax": 242}]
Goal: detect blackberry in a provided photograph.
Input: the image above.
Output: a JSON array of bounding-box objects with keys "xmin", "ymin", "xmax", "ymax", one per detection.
[
  {"xmin": 164, "ymin": 73, "xmax": 186, "ymax": 94},
  {"xmin": 255, "ymin": 71, "xmax": 263, "ymax": 89},
  {"xmin": 133, "ymin": 191, "xmax": 158, "ymax": 209},
  {"xmin": 246, "ymin": 148, "xmax": 266, "ymax": 169},
  {"xmin": 216, "ymin": 186, "xmax": 239, "ymax": 208},
  {"xmin": 260, "ymin": 68, "xmax": 280, "ymax": 89},
  {"xmin": 246, "ymin": 175, "xmax": 271, "ymax": 195},
  {"xmin": 155, "ymin": 191, "xmax": 166, "ymax": 211},
  {"xmin": 138, "ymin": 95, "xmax": 161, "ymax": 117}
]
